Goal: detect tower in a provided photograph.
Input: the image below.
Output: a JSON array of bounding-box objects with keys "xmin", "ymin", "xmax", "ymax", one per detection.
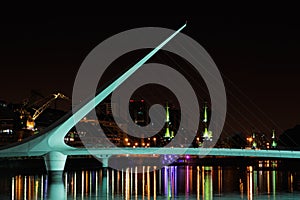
[
  {"xmin": 252, "ymin": 132, "xmax": 257, "ymax": 149},
  {"xmin": 202, "ymin": 102, "xmax": 212, "ymax": 141},
  {"xmin": 164, "ymin": 102, "xmax": 171, "ymax": 139},
  {"xmin": 271, "ymin": 129, "xmax": 277, "ymax": 148}
]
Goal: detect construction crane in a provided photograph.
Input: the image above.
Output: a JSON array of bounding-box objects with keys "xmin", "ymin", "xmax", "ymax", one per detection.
[{"xmin": 20, "ymin": 93, "xmax": 69, "ymax": 130}]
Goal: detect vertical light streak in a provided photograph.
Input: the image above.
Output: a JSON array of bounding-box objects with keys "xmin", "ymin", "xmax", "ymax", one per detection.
[
  {"xmin": 143, "ymin": 166, "xmax": 145, "ymax": 199},
  {"xmin": 253, "ymin": 169, "xmax": 258, "ymax": 195},
  {"xmin": 204, "ymin": 167, "xmax": 213, "ymax": 200},
  {"xmin": 28, "ymin": 176, "xmax": 31, "ymax": 200},
  {"xmin": 131, "ymin": 168, "xmax": 133, "ymax": 196},
  {"xmin": 65, "ymin": 172, "xmax": 68, "ymax": 196},
  {"xmin": 174, "ymin": 166, "xmax": 178, "ymax": 196},
  {"xmin": 85, "ymin": 171, "xmax": 89, "ymax": 195},
  {"xmin": 218, "ymin": 166, "xmax": 222, "ymax": 195},
  {"xmin": 290, "ymin": 173, "xmax": 293, "ymax": 192},
  {"xmin": 112, "ymin": 170, "xmax": 115, "ymax": 198},
  {"xmin": 41, "ymin": 175, "xmax": 44, "ymax": 200},
  {"xmin": 135, "ymin": 167, "xmax": 138, "ymax": 200},
  {"xmin": 125, "ymin": 168, "xmax": 130, "ymax": 200},
  {"xmin": 24, "ymin": 176, "xmax": 27, "ymax": 200},
  {"xmin": 74, "ymin": 172, "xmax": 77, "ymax": 199},
  {"xmin": 267, "ymin": 170, "xmax": 270, "ymax": 194},
  {"xmin": 165, "ymin": 167, "xmax": 169, "ymax": 196},
  {"xmin": 95, "ymin": 171, "xmax": 97, "ymax": 199},
  {"xmin": 186, "ymin": 165, "xmax": 189, "ymax": 196},
  {"xmin": 89, "ymin": 171, "xmax": 92, "ymax": 197},
  {"xmin": 107, "ymin": 169, "xmax": 109, "ymax": 198},
  {"xmin": 189, "ymin": 166, "xmax": 193, "ymax": 194},
  {"xmin": 159, "ymin": 169, "xmax": 161, "ymax": 195},
  {"xmin": 168, "ymin": 168, "xmax": 171, "ymax": 198},
  {"xmin": 272, "ymin": 170, "xmax": 276, "ymax": 197},
  {"xmin": 117, "ymin": 170, "xmax": 120, "ymax": 195},
  {"xmin": 154, "ymin": 167, "xmax": 157, "ymax": 200},
  {"xmin": 197, "ymin": 166, "xmax": 200, "ymax": 200},
  {"xmin": 81, "ymin": 171, "xmax": 84, "ymax": 198},
  {"xmin": 247, "ymin": 166, "xmax": 253, "ymax": 200},
  {"xmin": 202, "ymin": 167, "xmax": 205, "ymax": 200},
  {"xmin": 147, "ymin": 166, "xmax": 150, "ymax": 200},
  {"xmin": 122, "ymin": 168, "xmax": 124, "ymax": 198},
  {"xmin": 12, "ymin": 177, "xmax": 15, "ymax": 200}
]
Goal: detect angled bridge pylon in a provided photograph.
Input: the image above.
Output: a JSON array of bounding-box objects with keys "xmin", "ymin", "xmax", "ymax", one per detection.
[{"xmin": 0, "ymin": 23, "xmax": 187, "ymax": 172}]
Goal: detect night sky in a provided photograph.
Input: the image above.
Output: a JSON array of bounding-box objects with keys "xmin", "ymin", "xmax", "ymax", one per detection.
[{"xmin": 1, "ymin": 16, "xmax": 300, "ymax": 137}]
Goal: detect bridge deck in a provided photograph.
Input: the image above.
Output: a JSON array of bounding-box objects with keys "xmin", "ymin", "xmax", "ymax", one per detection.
[{"xmin": 1, "ymin": 148, "xmax": 300, "ymax": 159}]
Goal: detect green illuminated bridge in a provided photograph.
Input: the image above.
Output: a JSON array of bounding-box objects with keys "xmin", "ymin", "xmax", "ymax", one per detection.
[{"xmin": 1, "ymin": 24, "xmax": 299, "ymax": 173}]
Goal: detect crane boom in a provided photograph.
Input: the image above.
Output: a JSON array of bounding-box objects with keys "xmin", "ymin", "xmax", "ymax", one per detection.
[
  {"xmin": 26, "ymin": 93, "xmax": 69, "ymax": 130},
  {"xmin": 32, "ymin": 93, "xmax": 68, "ymax": 120}
]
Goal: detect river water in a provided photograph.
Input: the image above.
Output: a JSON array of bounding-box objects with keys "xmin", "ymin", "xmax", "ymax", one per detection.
[{"xmin": 0, "ymin": 160, "xmax": 299, "ymax": 199}]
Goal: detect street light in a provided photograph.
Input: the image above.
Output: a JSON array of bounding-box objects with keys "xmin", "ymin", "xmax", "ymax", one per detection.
[{"xmin": 153, "ymin": 137, "xmax": 157, "ymax": 147}]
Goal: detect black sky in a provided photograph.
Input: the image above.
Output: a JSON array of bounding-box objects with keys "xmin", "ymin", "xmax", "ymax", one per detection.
[{"xmin": 0, "ymin": 15, "xmax": 300, "ymax": 136}]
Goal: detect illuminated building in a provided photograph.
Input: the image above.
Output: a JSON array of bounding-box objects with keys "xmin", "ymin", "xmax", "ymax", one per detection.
[
  {"xmin": 164, "ymin": 102, "xmax": 171, "ymax": 139},
  {"xmin": 202, "ymin": 102, "xmax": 212, "ymax": 142},
  {"xmin": 0, "ymin": 100, "xmax": 17, "ymax": 145},
  {"xmin": 271, "ymin": 129, "xmax": 277, "ymax": 149},
  {"xmin": 129, "ymin": 99, "xmax": 148, "ymax": 126},
  {"xmin": 252, "ymin": 133, "xmax": 257, "ymax": 149}
]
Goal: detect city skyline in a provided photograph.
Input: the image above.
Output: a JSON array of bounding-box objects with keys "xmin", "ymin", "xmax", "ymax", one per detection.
[{"xmin": 1, "ymin": 16, "xmax": 300, "ymax": 136}]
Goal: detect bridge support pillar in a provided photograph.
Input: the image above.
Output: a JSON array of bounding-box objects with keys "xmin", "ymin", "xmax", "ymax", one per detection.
[
  {"xmin": 44, "ymin": 151, "xmax": 67, "ymax": 172},
  {"xmin": 96, "ymin": 155, "xmax": 111, "ymax": 168}
]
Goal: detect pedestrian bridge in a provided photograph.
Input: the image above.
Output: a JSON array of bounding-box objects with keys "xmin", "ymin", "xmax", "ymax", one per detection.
[
  {"xmin": 2, "ymin": 146, "xmax": 300, "ymax": 159},
  {"xmin": 1, "ymin": 144, "xmax": 300, "ymax": 171},
  {"xmin": 1, "ymin": 23, "xmax": 298, "ymax": 173}
]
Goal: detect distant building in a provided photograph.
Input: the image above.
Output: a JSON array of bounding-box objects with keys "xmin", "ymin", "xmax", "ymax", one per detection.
[
  {"xmin": 245, "ymin": 130, "xmax": 278, "ymax": 149},
  {"xmin": 129, "ymin": 99, "xmax": 149, "ymax": 126},
  {"xmin": 0, "ymin": 100, "xmax": 17, "ymax": 145}
]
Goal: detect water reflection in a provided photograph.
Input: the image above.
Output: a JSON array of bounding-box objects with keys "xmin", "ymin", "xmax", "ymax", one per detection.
[
  {"xmin": 246, "ymin": 165, "xmax": 278, "ymax": 200},
  {"xmin": 12, "ymin": 174, "xmax": 46, "ymax": 200},
  {"xmin": 3, "ymin": 161, "xmax": 300, "ymax": 199}
]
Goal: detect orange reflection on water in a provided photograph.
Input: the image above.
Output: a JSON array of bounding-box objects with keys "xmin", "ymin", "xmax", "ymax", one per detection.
[
  {"xmin": 13, "ymin": 174, "xmax": 44, "ymax": 200},
  {"xmin": 125, "ymin": 168, "xmax": 130, "ymax": 200},
  {"xmin": 247, "ymin": 166, "xmax": 253, "ymax": 200},
  {"xmin": 197, "ymin": 166, "xmax": 200, "ymax": 200},
  {"xmin": 8, "ymin": 163, "xmax": 285, "ymax": 199},
  {"xmin": 217, "ymin": 166, "xmax": 222, "ymax": 196}
]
